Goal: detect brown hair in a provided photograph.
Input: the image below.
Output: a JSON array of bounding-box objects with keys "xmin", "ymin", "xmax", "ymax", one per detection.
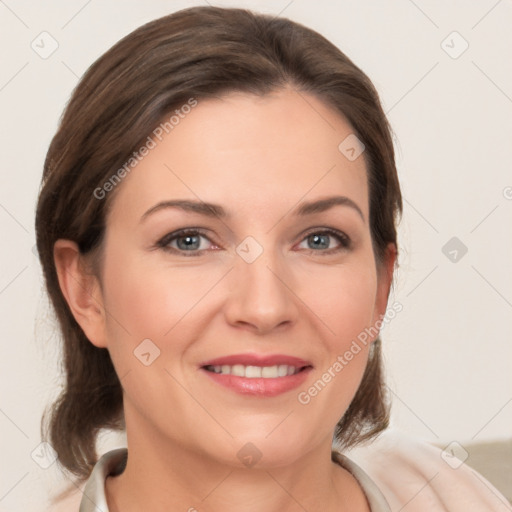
[{"xmin": 35, "ymin": 6, "xmax": 402, "ymax": 481}]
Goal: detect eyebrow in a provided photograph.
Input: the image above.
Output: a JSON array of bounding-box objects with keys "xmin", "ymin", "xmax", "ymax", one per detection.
[{"xmin": 140, "ymin": 195, "xmax": 365, "ymax": 223}]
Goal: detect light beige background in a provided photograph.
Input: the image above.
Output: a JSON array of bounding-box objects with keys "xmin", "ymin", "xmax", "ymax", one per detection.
[{"xmin": 0, "ymin": 0, "xmax": 511, "ymax": 510}]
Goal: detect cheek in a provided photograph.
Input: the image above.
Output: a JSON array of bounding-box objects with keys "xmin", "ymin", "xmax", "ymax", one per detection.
[
  {"xmin": 299, "ymin": 260, "xmax": 378, "ymax": 346},
  {"xmin": 99, "ymin": 248, "xmax": 229, "ymax": 387},
  {"xmin": 294, "ymin": 263, "xmax": 377, "ymax": 416},
  {"xmin": 102, "ymin": 252, "xmax": 216, "ymax": 338}
]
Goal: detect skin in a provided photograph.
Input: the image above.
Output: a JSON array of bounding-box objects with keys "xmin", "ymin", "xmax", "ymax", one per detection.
[{"xmin": 55, "ymin": 87, "xmax": 396, "ymax": 512}]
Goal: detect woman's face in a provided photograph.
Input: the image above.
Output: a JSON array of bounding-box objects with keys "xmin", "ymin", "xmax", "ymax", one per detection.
[{"xmin": 91, "ymin": 88, "xmax": 394, "ymax": 467}]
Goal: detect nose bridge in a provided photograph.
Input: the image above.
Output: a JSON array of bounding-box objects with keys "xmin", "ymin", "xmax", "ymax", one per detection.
[{"xmin": 225, "ymin": 236, "xmax": 298, "ymax": 332}]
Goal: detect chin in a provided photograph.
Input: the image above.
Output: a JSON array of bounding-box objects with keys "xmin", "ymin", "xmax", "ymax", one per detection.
[{"xmin": 221, "ymin": 427, "xmax": 319, "ymax": 469}]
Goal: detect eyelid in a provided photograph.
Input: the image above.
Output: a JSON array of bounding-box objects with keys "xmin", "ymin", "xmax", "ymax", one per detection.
[
  {"xmin": 156, "ymin": 228, "xmax": 216, "ymax": 253},
  {"xmin": 296, "ymin": 227, "xmax": 351, "ymax": 251},
  {"xmin": 156, "ymin": 226, "xmax": 352, "ymax": 256}
]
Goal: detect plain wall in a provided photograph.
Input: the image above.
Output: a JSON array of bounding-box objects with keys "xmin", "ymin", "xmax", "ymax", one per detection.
[{"xmin": 0, "ymin": 1, "xmax": 511, "ymax": 510}]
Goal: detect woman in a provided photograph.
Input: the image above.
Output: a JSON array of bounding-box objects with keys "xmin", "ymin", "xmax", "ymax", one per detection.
[{"xmin": 35, "ymin": 6, "xmax": 510, "ymax": 511}]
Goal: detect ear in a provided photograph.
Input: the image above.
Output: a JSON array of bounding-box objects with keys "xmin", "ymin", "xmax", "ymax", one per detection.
[
  {"xmin": 53, "ymin": 239, "xmax": 108, "ymax": 348},
  {"xmin": 371, "ymin": 243, "xmax": 397, "ymax": 339}
]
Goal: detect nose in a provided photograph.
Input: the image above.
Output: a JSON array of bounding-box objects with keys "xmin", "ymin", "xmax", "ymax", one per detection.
[{"xmin": 223, "ymin": 245, "xmax": 299, "ymax": 334}]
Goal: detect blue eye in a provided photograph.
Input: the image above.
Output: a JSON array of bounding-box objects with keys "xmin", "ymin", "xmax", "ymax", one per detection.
[
  {"xmin": 156, "ymin": 227, "xmax": 351, "ymax": 257},
  {"xmin": 298, "ymin": 229, "xmax": 351, "ymax": 254},
  {"xmin": 157, "ymin": 229, "xmax": 214, "ymax": 256}
]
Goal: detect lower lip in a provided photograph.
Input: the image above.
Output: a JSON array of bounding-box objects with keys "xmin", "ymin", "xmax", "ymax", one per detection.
[{"xmin": 201, "ymin": 367, "xmax": 312, "ymax": 397}]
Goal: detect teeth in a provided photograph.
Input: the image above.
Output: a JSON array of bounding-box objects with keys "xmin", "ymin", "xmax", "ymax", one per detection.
[
  {"xmin": 261, "ymin": 365, "xmax": 278, "ymax": 378},
  {"xmin": 206, "ymin": 364, "xmax": 302, "ymax": 378},
  {"xmin": 245, "ymin": 365, "xmax": 262, "ymax": 378},
  {"xmin": 231, "ymin": 364, "xmax": 245, "ymax": 377},
  {"xmin": 278, "ymin": 364, "xmax": 288, "ymax": 377}
]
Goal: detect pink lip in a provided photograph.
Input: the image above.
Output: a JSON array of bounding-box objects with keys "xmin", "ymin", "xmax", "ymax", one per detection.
[
  {"xmin": 199, "ymin": 353, "xmax": 313, "ymax": 397},
  {"xmin": 200, "ymin": 353, "xmax": 312, "ymax": 367}
]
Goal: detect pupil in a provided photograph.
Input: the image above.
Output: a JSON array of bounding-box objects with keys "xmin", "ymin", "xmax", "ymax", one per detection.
[
  {"xmin": 309, "ymin": 234, "xmax": 328, "ymax": 250},
  {"xmin": 178, "ymin": 235, "xmax": 199, "ymax": 250}
]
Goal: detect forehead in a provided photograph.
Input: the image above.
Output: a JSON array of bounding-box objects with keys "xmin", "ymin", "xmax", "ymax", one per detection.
[{"xmin": 107, "ymin": 88, "xmax": 369, "ymax": 226}]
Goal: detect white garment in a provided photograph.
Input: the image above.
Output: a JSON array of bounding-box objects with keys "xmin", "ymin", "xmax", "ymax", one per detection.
[
  {"xmin": 63, "ymin": 429, "xmax": 510, "ymax": 511},
  {"xmin": 343, "ymin": 429, "xmax": 511, "ymax": 511}
]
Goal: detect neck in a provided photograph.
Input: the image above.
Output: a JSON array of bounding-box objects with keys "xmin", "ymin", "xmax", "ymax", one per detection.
[{"xmin": 105, "ymin": 417, "xmax": 370, "ymax": 512}]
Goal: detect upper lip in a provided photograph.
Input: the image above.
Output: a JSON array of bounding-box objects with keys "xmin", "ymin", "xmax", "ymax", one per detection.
[{"xmin": 200, "ymin": 353, "xmax": 312, "ymax": 368}]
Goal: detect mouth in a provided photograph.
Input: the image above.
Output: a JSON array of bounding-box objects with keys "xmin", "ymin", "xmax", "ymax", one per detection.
[{"xmin": 199, "ymin": 354, "xmax": 313, "ymax": 397}]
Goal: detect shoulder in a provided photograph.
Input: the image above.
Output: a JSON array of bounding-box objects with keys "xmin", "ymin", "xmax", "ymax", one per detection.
[
  {"xmin": 50, "ymin": 448, "xmax": 128, "ymax": 512},
  {"xmin": 46, "ymin": 484, "xmax": 83, "ymax": 512},
  {"xmin": 342, "ymin": 428, "xmax": 512, "ymax": 511},
  {"xmin": 49, "ymin": 449, "xmax": 127, "ymax": 512}
]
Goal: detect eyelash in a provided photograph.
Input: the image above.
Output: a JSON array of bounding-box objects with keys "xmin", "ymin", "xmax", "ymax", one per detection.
[{"xmin": 155, "ymin": 227, "xmax": 352, "ymax": 257}]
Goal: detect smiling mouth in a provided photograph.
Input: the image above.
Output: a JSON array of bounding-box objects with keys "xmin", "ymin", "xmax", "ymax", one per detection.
[{"xmin": 203, "ymin": 364, "xmax": 309, "ymax": 378}]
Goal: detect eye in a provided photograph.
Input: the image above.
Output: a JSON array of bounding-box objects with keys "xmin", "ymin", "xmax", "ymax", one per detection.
[
  {"xmin": 156, "ymin": 229, "xmax": 217, "ymax": 256},
  {"xmin": 296, "ymin": 228, "xmax": 351, "ymax": 254},
  {"xmin": 156, "ymin": 227, "xmax": 351, "ymax": 257}
]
